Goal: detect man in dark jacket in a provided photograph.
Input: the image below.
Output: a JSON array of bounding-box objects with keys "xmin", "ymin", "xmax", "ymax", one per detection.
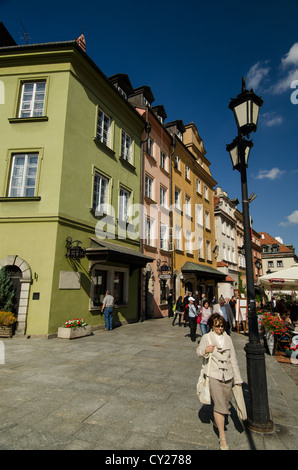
[{"xmin": 183, "ymin": 297, "xmax": 199, "ymax": 342}]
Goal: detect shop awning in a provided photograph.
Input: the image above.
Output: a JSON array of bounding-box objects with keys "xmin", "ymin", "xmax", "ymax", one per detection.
[
  {"xmin": 181, "ymin": 261, "xmax": 226, "ymax": 281},
  {"xmin": 86, "ymin": 238, "xmax": 154, "ymax": 271}
]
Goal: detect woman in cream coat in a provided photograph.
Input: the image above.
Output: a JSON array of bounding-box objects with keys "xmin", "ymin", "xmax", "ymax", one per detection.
[{"xmin": 197, "ymin": 313, "xmax": 243, "ymax": 450}]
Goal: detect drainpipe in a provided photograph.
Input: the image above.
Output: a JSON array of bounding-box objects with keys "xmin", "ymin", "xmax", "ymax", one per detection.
[
  {"xmin": 169, "ymin": 135, "xmax": 176, "ymax": 293},
  {"xmin": 139, "ymin": 106, "xmax": 151, "ymax": 321}
]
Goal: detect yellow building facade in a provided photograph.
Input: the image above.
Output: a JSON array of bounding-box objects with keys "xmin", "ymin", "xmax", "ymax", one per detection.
[{"xmin": 166, "ymin": 121, "xmax": 225, "ymax": 301}]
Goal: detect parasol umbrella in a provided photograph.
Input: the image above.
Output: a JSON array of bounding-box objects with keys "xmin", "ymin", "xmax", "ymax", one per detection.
[{"xmin": 258, "ymin": 264, "xmax": 298, "ymax": 291}]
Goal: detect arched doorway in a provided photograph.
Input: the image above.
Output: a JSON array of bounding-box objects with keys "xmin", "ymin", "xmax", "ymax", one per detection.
[
  {"xmin": 0, "ymin": 256, "xmax": 32, "ymax": 334},
  {"xmin": 3, "ymin": 265, "xmax": 22, "ymax": 314}
]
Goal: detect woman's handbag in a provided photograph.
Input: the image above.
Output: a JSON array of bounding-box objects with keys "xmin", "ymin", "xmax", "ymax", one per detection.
[
  {"xmin": 196, "ymin": 313, "xmax": 202, "ymax": 324},
  {"xmin": 232, "ymin": 384, "xmax": 247, "ymax": 421},
  {"xmin": 196, "ymin": 334, "xmax": 212, "ymax": 405}
]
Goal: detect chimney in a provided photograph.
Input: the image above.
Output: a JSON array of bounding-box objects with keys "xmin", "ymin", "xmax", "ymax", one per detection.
[{"xmin": 75, "ymin": 34, "xmax": 86, "ymax": 52}]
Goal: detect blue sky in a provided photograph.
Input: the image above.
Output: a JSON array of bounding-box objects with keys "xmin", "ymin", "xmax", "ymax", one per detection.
[{"xmin": 1, "ymin": 0, "xmax": 298, "ymax": 251}]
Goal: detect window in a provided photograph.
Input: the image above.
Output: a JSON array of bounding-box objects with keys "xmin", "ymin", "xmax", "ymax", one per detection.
[
  {"xmin": 196, "ymin": 204, "xmax": 203, "ymax": 226},
  {"xmin": 174, "ymin": 187, "xmax": 181, "ymax": 210},
  {"xmin": 114, "ymin": 271, "xmax": 124, "ymax": 304},
  {"xmin": 174, "ymin": 155, "xmax": 180, "ymax": 170},
  {"xmin": 96, "ymin": 108, "xmax": 111, "ymax": 147},
  {"xmin": 197, "ymin": 236, "xmax": 204, "ymax": 258},
  {"xmin": 185, "ymin": 165, "xmax": 190, "ymax": 180},
  {"xmin": 277, "ymin": 260, "xmax": 283, "ymax": 268},
  {"xmin": 175, "ymin": 225, "xmax": 182, "ymax": 250},
  {"xmin": 268, "ymin": 261, "xmax": 274, "ymax": 268},
  {"xmin": 93, "ymin": 173, "xmax": 109, "ymax": 213},
  {"xmin": 206, "ymin": 240, "xmax": 211, "ymax": 261},
  {"xmin": 119, "ymin": 187, "xmax": 130, "ymax": 221},
  {"xmin": 196, "ymin": 178, "xmax": 201, "ymax": 194},
  {"xmin": 145, "ymin": 175, "xmax": 153, "ymax": 199},
  {"xmin": 204, "ymin": 185, "xmax": 209, "ymax": 200},
  {"xmin": 185, "ymin": 230, "xmax": 192, "ymax": 253},
  {"xmin": 160, "ymin": 151, "xmax": 167, "ymax": 170},
  {"xmin": 19, "ymin": 81, "xmax": 46, "ymax": 118},
  {"xmin": 91, "ymin": 267, "xmax": 128, "ymax": 308},
  {"xmin": 91, "ymin": 269, "xmax": 107, "ymax": 306},
  {"xmin": 185, "ymin": 195, "xmax": 191, "ymax": 217},
  {"xmin": 121, "ymin": 130, "xmax": 132, "ymax": 163},
  {"xmin": 8, "ymin": 153, "xmax": 38, "ymax": 197},
  {"xmin": 145, "ymin": 218, "xmax": 153, "ymax": 246},
  {"xmin": 160, "ymin": 186, "xmax": 167, "ymax": 208},
  {"xmin": 205, "ymin": 210, "xmax": 210, "ymax": 229},
  {"xmin": 160, "ymin": 224, "xmax": 169, "ymax": 250},
  {"xmin": 146, "ymin": 137, "xmax": 153, "ymax": 157}
]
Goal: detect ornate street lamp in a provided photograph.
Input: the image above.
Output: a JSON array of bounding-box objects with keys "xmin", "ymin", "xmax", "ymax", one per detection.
[
  {"xmin": 228, "ymin": 77, "xmax": 263, "ymax": 137},
  {"xmin": 66, "ymin": 237, "xmax": 86, "ymax": 259},
  {"xmin": 227, "ymin": 79, "xmax": 273, "ymax": 433}
]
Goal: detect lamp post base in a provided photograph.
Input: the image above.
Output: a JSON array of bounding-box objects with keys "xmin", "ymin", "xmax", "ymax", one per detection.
[
  {"xmin": 244, "ymin": 342, "xmax": 274, "ymax": 433},
  {"xmin": 246, "ymin": 418, "xmax": 274, "ymax": 434}
]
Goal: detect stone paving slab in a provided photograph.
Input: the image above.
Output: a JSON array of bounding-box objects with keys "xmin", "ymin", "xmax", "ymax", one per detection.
[{"xmin": 0, "ymin": 317, "xmax": 297, "ymax": 451}]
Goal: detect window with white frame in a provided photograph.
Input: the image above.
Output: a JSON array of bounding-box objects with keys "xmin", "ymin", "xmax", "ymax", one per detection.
[
  {"xmin": 185, "ymin": 195, "xmax": 191, "ymax": 217},
  {"xmin": 197, "ymin": 236, "xmax": 204, "ymax": 258},
  {"xmin": 96, "ymin": 108, "xmax": 111, "ymax": 147},
  {"xmin": 174, "ymin": 155, "xmax": 180, "ymax": 170},
  {"xmin": 185, "ymin": 164, "xmax": 190, "ymax": 180},
  {"xmin": 185, "ymin": 230, "xmax": 192, "ymax": 253},
  {"xmin": 18, "ymin": 81, "xmax": 46, "ymax": 118},
  {"xmin": 277, "ymin": 260, "xmax": 283, "ymax": 267},
  {"xmin": 196, "ymin": 204, "xmax": 203, "ymax": 226},
  {"xmin": 160, "ymin": 224, "xmax": 169, "ymax": 250},
  {"xmin": 121, "ymin": 130, "xmax": 132, "ymax": 163},
  {"xmin": 196, "ymin": 178, "xmax": 201, "ymax": 194},
  {"xmin": 8, "ymin": 153, "xmax": 39, "ymax": 197},
  {"xmin": 175, "ymin": 225, "xmax": 182, "ymax": 250},
  {"xmin": 205, "ymin": 210, "xmax": 210, "ymax": 229},
  {"xmin": 145, "ymin": 174, "xmax": 153, "ymax": 199},
  {"xmin": 119, "ymin": 187, "xmax": 130, "ymax": 221},
  {"xmin": 145, "ymin": 218, "xmax": 154, "ymax": 246},
  {"xmin": 174, "ymin": 187, "xmax": 181, "ymax": 210},
  {"xmin": 93, "ymin": 172, "xmax": 109, "ymax": 213},
  {"xmin": 206, "ymin": 240, "xmax": 211, "ymax": 261},
  {"xmin": 204, "ymin": 185, "xmax": 209, "ymax": 200},
  {"xmin": 160, "ymin": 185, "xmax": 167, "ymax": 208}
]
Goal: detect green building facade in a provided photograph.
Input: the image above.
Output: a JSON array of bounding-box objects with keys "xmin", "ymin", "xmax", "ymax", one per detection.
[{"xmin": 0, "ymin": 38, "xmax": 151, "ymax": 336}]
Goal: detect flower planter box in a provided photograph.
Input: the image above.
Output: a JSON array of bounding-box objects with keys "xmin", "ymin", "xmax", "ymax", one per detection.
[
  {"xmin": 0, "ymin": 326, "xmax": 13, "ymax": 338},
  {"xmin": 57, "ymin": 325, "xmax": 91, "ymax": 339}
]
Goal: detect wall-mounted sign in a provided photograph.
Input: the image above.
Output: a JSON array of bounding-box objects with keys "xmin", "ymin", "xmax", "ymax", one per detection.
[{"xmin": 158, "ymin": 274, "xmax": 171, "ymax": 279}]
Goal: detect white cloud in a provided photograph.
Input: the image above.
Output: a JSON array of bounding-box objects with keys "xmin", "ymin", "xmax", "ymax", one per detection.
[
  {"xmin": 246, "ymin": 61, "xmax": 270, "ymax": 91},
  {"xmin": 255, "ymin": 168, "xmax": 286, "ymax": 180},
  {"xmin": 271, "ymin": 68, "xmax": 298, "ymax": 94},
  {"xmin": 279, "ymin": 210, "xmax": 298, "ymax": 226},
  {"xmin": 282, "ymin": 43, "xmax": 298, "ymax": 68},
  {"xmin": 261, "ymin": 112, "xmax": 283, "ymax": 127},
  {"xmin": 271, "ymin": 43, "xmax": 298, "ymax": 94}
]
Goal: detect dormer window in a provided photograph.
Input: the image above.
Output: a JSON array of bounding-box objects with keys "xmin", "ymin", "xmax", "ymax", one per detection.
[
  {"xmin": 176, "ymin": 130, "xmax": 183, "ymax": 141},
  {"xmin": 117, "ymin": 87, "xmax": 127, "ymax": 99}
]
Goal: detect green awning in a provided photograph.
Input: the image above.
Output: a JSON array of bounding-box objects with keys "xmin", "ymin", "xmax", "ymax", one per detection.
[{"xmin": 181, "ymin": 261, "xmax": 226, "ymax": 280}]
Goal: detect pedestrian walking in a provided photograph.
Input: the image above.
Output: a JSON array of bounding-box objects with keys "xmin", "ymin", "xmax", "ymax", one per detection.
[
  {"xmin": 196, "ymin": 313, "xmax": 243, "ymax": 450},
  {"xmin": 200, "ymin": 300, "xmax": 212, "ymax": 336},
  {"xmin": 167, "ymin": 291, "xmax": 174, "ymax": 318},
  {"xmin": 213, "ymin": 298, "xmax": 235, "ymax": 335},
  {"xmin": 183, "ymin": 296, "xmax": 199, "ymax": 342},
  {"xmin": 172, "ymin": 296, "xmax": 184, "ymax": 326},
  {"xmin": 101, "ymin": 290, "xmax": 114, "ymax": 331}
]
